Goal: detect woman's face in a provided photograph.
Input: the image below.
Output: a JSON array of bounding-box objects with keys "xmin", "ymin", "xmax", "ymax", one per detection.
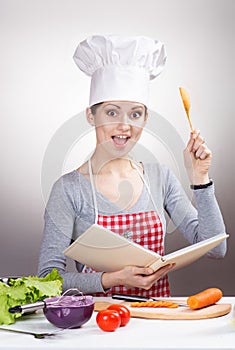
[{"xmin": 86, "ymin": 101, "xmax": 148, "ymax": 158}]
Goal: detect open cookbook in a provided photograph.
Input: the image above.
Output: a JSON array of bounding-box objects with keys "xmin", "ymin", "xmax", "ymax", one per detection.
[{"xmin": 64, "ymin": 224, "xmax": 228, "ymax": 272}]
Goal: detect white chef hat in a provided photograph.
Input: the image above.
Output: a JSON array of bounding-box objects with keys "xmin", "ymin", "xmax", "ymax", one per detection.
[{"xmin": 73, "ymin": 34, "xmax": 166, "ymax": 107}]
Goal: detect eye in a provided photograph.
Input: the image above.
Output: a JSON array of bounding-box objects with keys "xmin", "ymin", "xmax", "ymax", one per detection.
[
  {"xmin": 131, "ymin": 111, "xmax": 142, "ymax": 119},
  {"xmin": 107, "ymin": 110, "xmax": 117, "ymax": 117}
]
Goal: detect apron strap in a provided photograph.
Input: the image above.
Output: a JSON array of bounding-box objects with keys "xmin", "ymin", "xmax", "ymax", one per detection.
[
  {"xmin": 130, "ymin": 160, "xmax": 159, "ymax": 215},
  {"xmin": 88, "ymin": 158, "xmax": 99, "ymax": 223}
]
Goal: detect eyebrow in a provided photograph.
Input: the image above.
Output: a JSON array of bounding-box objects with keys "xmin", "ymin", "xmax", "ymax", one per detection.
[
  {"xmin": 103, "ymin": 104, "xmax": 121, "ymax": 109},
  {"xmin": 131, "ymin": 106, "xmax": 144, "ymax": 110},
  {"xmin": 103, "ymin": 104, "xmax": 144, "ymax": 110}
]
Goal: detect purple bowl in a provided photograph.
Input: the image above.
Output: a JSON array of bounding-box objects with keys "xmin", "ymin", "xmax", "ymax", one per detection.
[{"xmin": 43, "ymin": 295, "xmax": 94, "ymax": 329}]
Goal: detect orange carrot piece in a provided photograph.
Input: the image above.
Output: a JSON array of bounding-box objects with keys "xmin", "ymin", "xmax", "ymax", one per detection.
[
  {"xmin": 130, "ymin": 301, "xmax": 179, "ymax": 308},
  {"xmin": 187, "ymin": 288, "xmax": 223, "ymax": 310}
]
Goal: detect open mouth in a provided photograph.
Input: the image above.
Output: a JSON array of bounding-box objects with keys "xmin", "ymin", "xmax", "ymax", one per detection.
[{"xmin": 112, "ymin": 135, "xmax": 130, "ymax": 147}]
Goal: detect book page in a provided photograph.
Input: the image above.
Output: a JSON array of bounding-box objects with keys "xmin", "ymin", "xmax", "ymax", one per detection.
[
  {"xmin": 149, "ymin": 233, "xmax": 228, "ymax": 272},
  {"xmin": 64, "ymin": 224, "xmax": 161, "ymax": 272}
]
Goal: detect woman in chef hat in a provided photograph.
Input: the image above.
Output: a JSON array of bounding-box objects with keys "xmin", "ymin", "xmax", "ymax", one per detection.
[{"xmin": 38, "ymin": 35, "xmax": 226, "ymax": 297}]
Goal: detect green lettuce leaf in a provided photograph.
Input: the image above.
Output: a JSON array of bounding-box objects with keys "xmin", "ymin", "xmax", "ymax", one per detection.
[{"xmin": 0, "ymin": 269, "xmax": 63, "ymax": 325}]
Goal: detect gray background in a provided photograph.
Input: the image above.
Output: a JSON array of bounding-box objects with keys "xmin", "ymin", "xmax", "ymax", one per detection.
[{"xmin": 1, "ymin": 0, "xmax": 234, "ymax": 296}]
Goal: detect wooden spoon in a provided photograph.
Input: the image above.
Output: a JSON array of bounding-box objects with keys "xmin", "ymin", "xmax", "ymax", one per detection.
[{"xmin": 179, "ymin": 87, "xmax": 194, "ymax": 132}]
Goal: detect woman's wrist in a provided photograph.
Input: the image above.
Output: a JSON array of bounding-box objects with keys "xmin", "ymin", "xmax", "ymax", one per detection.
[
  {"xmin": 190, "ymin": 179, "xmax": 213, "ymax": 190},
  {"xmin": 101, "ymin": 271, "xmax": 121, "ymax": 290},
  {"xmin": 190, "ymin": 174, "xmax": 210, "ymax": 186}
]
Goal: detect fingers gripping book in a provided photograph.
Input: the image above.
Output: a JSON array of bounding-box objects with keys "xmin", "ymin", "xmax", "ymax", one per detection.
[{"xmin": 64, "ymin": 224, "xmax": 228, "ymax": 272}]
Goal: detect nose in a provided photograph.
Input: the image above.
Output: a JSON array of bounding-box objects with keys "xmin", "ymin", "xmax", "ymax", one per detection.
[{"xmin": 116, "ymin": 114, "xmax": 130, "ymax": 131}]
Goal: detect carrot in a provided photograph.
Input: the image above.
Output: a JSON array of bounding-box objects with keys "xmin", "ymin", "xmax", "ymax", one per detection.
[
  {"xmin": 187, "ymin": 288, "xmax": 223, "ymax": 310},
  {"xmin": 130, "ymin": 301, "xmax": 178, "ymax": 308}
]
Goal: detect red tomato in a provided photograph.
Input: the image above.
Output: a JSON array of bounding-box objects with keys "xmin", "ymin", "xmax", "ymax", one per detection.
[
  {"xmin": 96, "ymin": 310, "xmax": 121, "ymax": 332},
  {"xmin": 107, "ymin": 304, "xmax": 131, "ymax": 327}
]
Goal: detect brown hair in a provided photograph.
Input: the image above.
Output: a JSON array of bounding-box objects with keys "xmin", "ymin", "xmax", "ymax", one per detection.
[{"xmin": 90, "ymin": 102, "xmax": 103, "ymax": 115}]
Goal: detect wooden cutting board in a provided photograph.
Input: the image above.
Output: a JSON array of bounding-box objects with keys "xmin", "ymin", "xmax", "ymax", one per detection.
[{"xmin": 94, "ymin": 301, "xmax": 232, "ymax": 320}]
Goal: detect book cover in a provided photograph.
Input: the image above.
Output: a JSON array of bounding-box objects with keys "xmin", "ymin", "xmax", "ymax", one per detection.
[{"xmin": 64, "ymin": 224, "xmax": 228, "ymax": 272}]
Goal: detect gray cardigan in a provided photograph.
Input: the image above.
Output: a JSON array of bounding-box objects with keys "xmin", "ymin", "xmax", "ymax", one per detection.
[{"xmin": 38, "ymin": 163, "xmax": 226, "ymax": 293}]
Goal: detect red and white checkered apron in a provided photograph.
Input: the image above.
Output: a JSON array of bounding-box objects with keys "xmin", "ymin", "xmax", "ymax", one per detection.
[
  {"xmin": 84, "ymin": 158, "xmax": 170, "ymax": 298},
  {"xmin": 83, "ymin": 210, "xmax": 170, "ymax": 298}
]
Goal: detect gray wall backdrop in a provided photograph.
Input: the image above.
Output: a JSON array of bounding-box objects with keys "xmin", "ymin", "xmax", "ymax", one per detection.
[{"xmin": 1, "ymin": 0, "xmax": 234, "ymax": 296}]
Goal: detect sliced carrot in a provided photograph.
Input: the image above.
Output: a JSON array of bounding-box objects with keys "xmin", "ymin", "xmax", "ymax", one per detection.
[
  {"xmin": 187, "ymin": 287, "xmax": 223, "ymax": 310},
  {"xmin": 130, "ymin": 301, "xmax": 178, "ymax": 308}
]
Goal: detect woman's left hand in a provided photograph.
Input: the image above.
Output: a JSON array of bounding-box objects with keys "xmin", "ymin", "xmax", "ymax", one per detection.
[{"xmin": 184, "ymin": 130, "xmax": 212, "ymax": 185}]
